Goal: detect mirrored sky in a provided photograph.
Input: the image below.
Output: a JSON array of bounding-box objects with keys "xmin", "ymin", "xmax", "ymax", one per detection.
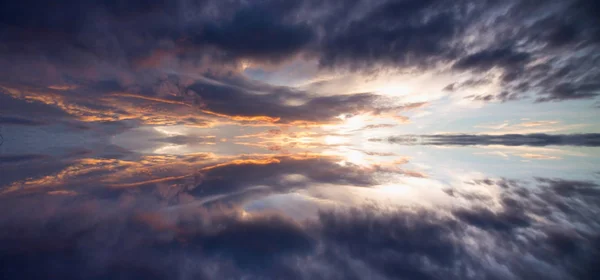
[{"xmin": 1, "ymin": 0, "xmax": 600, "ymax": 279}]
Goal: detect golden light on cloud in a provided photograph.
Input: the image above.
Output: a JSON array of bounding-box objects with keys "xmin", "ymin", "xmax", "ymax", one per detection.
[{"xmin": 1, "ymin": 83, "xmax": 286, "ymax": 127}]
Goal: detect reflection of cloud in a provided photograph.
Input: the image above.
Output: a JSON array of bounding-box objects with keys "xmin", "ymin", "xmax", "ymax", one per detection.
[
  {"xmin": 1, "ymin": 124, "xmax": 599, "ymax": 279},
  {"xmin": 1, "ymin": 174, "xmax": 599, "ymax": 279},
  {"xmin": 0, "ymin": 152, "xmax": 398, "ymax": 197}
]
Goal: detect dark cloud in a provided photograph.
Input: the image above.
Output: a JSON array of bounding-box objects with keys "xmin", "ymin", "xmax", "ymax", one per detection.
[
  {"xmin": 0, "ymin": 197, "xmax": 310, "ymax": 279},
  {"xmin": 453, "ymin": 206, "xmax": 531, "ymax": 232},
  {"xmin": 193, "ymin": 214, "xmax": 315, "ymax": 268},
  {"xmin": 453, "ymin": 47, "xmax": 531, "ymax": 72},
  {"xmin": 315, "ymin": 209, "xmax": 464, "ymax": 279},
  {"xmin": 536, "ymin": 82, "xmax": 600, "ymax": 102},
  {"xmin": 319, "ymin": 0, "xmax": 464, "ymax": 69},
  {"xmin": 379, "ymin": 134, "xmax": 600, "ymax": 147},
  {"xmin": 195, "ymin": 4, "xmax": 315, "ymax": 62},
  {"xmin": 444, "ymin": 177, "xmax": 600, "ymax": 279},
  {"xmin": 450, "ymin": 0, "xmax": 600, "ymax": 102},
  {"xmin": 536, "ymin": 178, "xmax": 600, "ymax": 198}
]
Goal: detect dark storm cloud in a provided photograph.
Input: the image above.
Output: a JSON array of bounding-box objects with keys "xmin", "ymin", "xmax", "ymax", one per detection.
[{"xmin": 378, "ymin": 133, "xmax": 600, "ymax": 147}]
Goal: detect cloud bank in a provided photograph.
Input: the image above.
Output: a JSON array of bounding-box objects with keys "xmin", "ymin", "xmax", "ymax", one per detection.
[
  {"xmin": 1, "ymin": 0, "xmax": 599, "ymax": 129},
  {"xmin": 377, "ymin": 134, "xmax": 600, "ymax": 146}
]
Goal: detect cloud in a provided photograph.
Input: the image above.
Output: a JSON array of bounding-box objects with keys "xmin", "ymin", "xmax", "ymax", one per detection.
[
  {"xmin": 186, "ymin": 78, "xmax": 417, "ymax": 124},
  {"xmin": 453, "ymin": 47, "xmax": 531, "ymax": 73},
  {"xmin": 351, "ymin": 124, "xmax": 397, "ymax": 132},
  {"xmin": 379, "ymin": 134, "xmax": 600, "ymax": 147},
  {"xmin": 1, "ymin": 126, "xmax": 600, "ymax": 279},
  {"xmin": 318, "ymin": 0, "xmax": 467, "ymax": 69},
  {"xmin": 453, "ymin": 0, "xmax": 600, "ymax": 102},
  {"xmin": 536, "ymin": 82, "xmax": 600, "ymax": 102},
  {"xmin": 195, "ymin": 4, "xmax": 315, "ymax": 62},
  {"xmin": 1, "ymin": 0, "xmax": 598, "ymax": 129},
  {"xmin": 0, "ymin": 151, "xmax": 394, "ymax": 199},
  {"xmin": 0, "ymin": 150, "xmax": 411, "ymax": 278},
  {"xmin": 452, "ymin": 206, "xmax": 531, "ymax": 232}
]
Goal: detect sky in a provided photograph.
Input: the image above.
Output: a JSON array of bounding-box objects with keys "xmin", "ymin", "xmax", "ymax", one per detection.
[{"xmin": 1, "ymin": 0, "xmax": 600, "ymax": 279}]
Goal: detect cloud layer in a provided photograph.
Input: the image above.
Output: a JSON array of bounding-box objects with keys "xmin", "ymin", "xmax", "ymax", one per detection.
[
  {"xmin": 1, "ymin": 0, "xmax": 599, "ymax": 129},
  {"xmin": 377, "ymin": 133, "xmax": 600, "ymax": 146}
]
